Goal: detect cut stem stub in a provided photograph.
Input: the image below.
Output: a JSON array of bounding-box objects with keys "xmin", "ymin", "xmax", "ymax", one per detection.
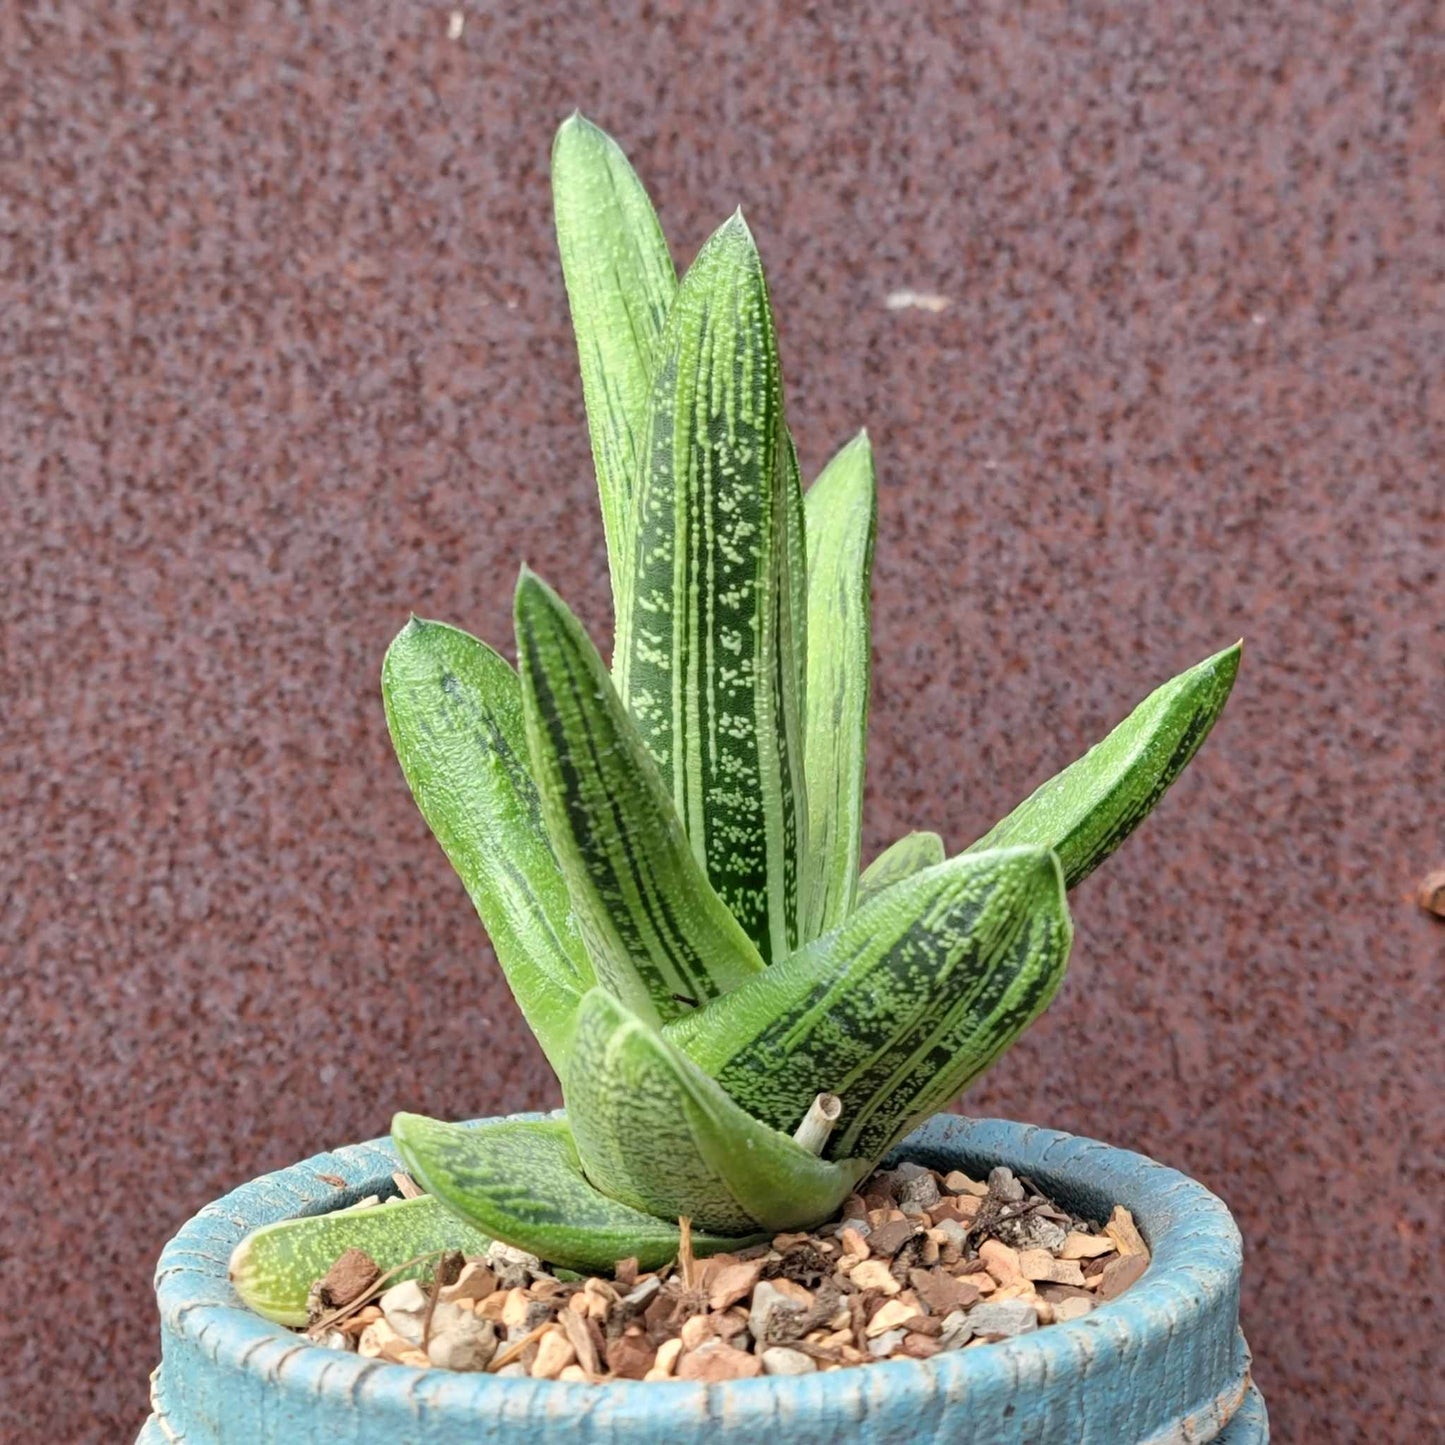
[{"xmin": 792, "ymin": 1092, "xmax": 843, "ymax": 1155}]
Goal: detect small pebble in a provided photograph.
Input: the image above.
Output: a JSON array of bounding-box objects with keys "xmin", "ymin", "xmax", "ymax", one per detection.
[
  {"xmin": 987, "ymin": 1166, "xmax": 1026, "ymax": 1203},
  {"xmin": 968, "ymin": 1300, "xmax": 1038, "ymax": 1339},
  {"xmin": 761, "ymin": 1346, "xmax": 817, "ymax": 1375}
]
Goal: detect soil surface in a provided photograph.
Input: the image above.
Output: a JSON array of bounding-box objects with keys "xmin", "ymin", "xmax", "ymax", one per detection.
[{"xmin": 303, "ymin": 1163, "xmax": 1149, "ymax": 1381}]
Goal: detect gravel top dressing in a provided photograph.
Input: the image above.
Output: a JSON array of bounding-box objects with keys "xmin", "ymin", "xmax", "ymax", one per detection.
[{"xmin": 294, "ymin": 1157, "xmax": 1150, "ymax": 1383}]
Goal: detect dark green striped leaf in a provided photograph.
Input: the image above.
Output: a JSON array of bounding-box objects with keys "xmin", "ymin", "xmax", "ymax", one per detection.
[
  {"xmin": 966, "ymin": 643, "xmax": 1242, "ymax": 887},
  {"xmin": 228, "ymin": 1194, "xmax": 492, "ymax": 1327},
  {"xmin": 614, "ymin": 212, "xmax": 807, "ymax": 964},
  {"xmin": 551, "ymin": 114, "xmax": 677, "ymax": 608},
  {"xmin": 515, "ymin": 571, "xmax": 765, "ymax": 1029},
  {"xmin": 857, "ymin": 830, "xmax": 946, "ymax": 906},
  {"xmin": 565, "ymin": 989, "xmax": 867, "ymax": 1233},
  {"xmin": 801, "ymin": 432, "xmax": 877, "ymax": 938},
  {"xmin": 666, "ymin": 847, "xmax": 1072, "ymax": 1163},
  {"xmin": 391, "ymin": 1112, "xmax": 758, "ymax": 1274},
  {"xmin": 382, "ymin": 619, "xmax": 592, "ymax": 1072}
]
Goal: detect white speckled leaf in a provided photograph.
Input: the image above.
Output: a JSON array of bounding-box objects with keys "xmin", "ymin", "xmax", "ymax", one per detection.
[
  {"xmin": 801, "ymin": 432, "xmax": 877, "ymax": 938},
  {"xmin": 382, "ymin": 619, "xmax": 593, "ymax": 1072},
  {"xmin": 565, "ymin": 988, "xmax": 867, "ymax": 1233},
  {"xmin": 515, "ymin": 571, "xmax": 764, "ymax": 1029},
  {"xmin": 392, "ymin": 1112, "xmax": 757, "ymax": 1274},
  {"xmin": 857, "ymin": 830, "xmax": 946, "ymax": 906},
  {"xmin": 551, "ymin": 114, "xmax": 677, "ymax": 610},
  {"xmin": 666, "ymin": 846, "xmax": 1072, "ymax": 1163},
  {"xmin": 228, "ymin": 1194, "xmax": 492, "ymax": 1327},
  {"xmin": 966, "ymin": 643, "xmax": 1241, "ymax": 887},
  {"xmin": 614, "ymin": 213, "xmax": 807, "ymax": 964}
]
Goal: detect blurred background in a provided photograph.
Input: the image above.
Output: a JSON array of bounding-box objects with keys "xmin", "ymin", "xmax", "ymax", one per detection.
[{"xmin": 3, "ymin": 3, "xmax": 1441, "ymax": 1439}]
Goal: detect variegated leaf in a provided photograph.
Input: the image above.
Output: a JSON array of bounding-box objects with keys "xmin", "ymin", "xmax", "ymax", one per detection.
[
  {"xmin": 966, "ymin": 643, "xmax": 1241, "ymax": 887},
  {"xmin": 565, "ymin": 989, "xmax": 867, "ymax": 1233},
  {"xmin": 228, "ymin": 1194, "xmax": 492, "ymax": 1327},
  {"xmin": 391, "ymin": 1112, "xmax": 758, "ymax": 1274},
  {"xmin": 666, "ymin": 846, "xmax": 1072, "ymax": 1163},
  {"xmin": 551, "ymin": 113, "xmax": 677, "ymax": 609},
  {"xmin": 614, "ymin": 212, "xmax": 807, "ymax": 964},
  {"xmin": 515, "ymin": 571, "xmax": 765, "ymax": 1029},
  {"xmin": 801, "ymin": 432, "xmax": 877, "ymax": 938},
  {"xmin": 857, "ymin": 830, "xmax": 945, "ymax": 906},
  {"xmin": 382, "ymin": 619, "xmax": 592, "ymax": 1072}
]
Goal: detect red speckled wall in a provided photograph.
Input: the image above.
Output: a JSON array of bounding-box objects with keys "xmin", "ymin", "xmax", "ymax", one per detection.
[{"xmin": 3, "ymin": 4, "xmax": 1441, "ymax": 1439}]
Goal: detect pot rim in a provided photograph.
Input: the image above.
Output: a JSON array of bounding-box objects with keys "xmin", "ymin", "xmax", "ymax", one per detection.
[{"xmin": 149, "ymin": 1113, "xmax": 1254, "ymax": 1441}]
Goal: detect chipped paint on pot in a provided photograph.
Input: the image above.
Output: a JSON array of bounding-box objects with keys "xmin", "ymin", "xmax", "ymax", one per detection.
[{"xmin": 139, "ymin": 1114, "xmax": 1267, "ymax": 1443}]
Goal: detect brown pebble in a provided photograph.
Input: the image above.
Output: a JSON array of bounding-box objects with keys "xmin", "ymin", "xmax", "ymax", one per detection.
[
  {"xmin": 439, "ymin": 1261, "xmax": 497, "ymax": 1304},
  {"xmin": 1097, "ymin": 1251, "xmax": 1150, "ymax": 1300},
  {"xmin": 840, "ymin": 1226, "xmax": 871, "ymax": 1259},
  {"xmin": 868, "ymin": 1219, "xmax": 916, "ymax": 1257},
  {"xmin": 676, "ymin": 1339, "xmax": 762, "ymax": 1381},
  {"xmin": 943, "ymin": 1171, "xmax": 988, "ymax": 1197},
  {"xmin": 849, "ymin": 1259, "xmax": 902, "ymax": 1295},
  {"xmin": 865, "ymin": 1298, "xmax": 916, "ymax": 1337},
  {"xmin": 909, "ymin": 1268, "xmax": 980, "ymax": 1316},
  {"xmin": 978, "ymin": 1240, "xmax": 1023, "ymax": 1285},
  {"xmin": 316, "ymin": 1248, "xmax": 381, "ymax": 1310},
  {"xmin": 708, "ymin": 1260, "xmax": 764, "ymax": 1311},
  {"xmin": 901, "ymin": 1332, "xmax": 941, "ymax": 1358},
  {"xmin": 530, "ymin": 1328, "xmax": 576, "ymax": 1380},
  {"xmin": 1105, "ymin": 1206, "xmax": 1148, "ymax": 1258},
  {"xmin": 1018, "ymin": 1248, "xmax": 1086, "ymax": 1286},
  {"xmin": 605, "ymin": 1328, "xmax": 657, "ymax": 1380},
  {"xmin": 1059, "ymin": 1232, "xmax": 1115, "ymax": 1261}
]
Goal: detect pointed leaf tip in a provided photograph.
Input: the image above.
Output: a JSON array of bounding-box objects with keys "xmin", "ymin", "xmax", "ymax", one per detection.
[{"xmin": 965, "ymin": 642, "xmax": 1242, "ymax": 888}]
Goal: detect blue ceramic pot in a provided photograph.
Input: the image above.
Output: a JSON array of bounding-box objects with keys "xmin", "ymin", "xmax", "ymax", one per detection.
[{"xmin": 140, "ymin": 1114, "xmax": 1266, "ymax": 1442}]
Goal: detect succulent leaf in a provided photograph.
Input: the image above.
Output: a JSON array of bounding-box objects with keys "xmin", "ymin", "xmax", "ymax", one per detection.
[
  {"xmin": 965, "ymin": 643, "xmax": 1242, "ymax": 887},
  {"xmin": 551, "ymin": 113, "xmax": 677, "ymax": 611},
  {"xmin": 614, "ymin": 212, "xmax": 807, "ymax": 964},
  {"xmin": 382, "ymin": 619, "xmax": 593, "ymax": 1072},
  {"xmin": 228, "ymin": 1194, "xmax": 492, "ymax": 1327},
  {"xmin": 565, "ymin": 989, "xmax": 868, "ymax": 1233},
  {"xmin": 515, "ymin": 571, "xmax": 765, "ymax": 1029},
  {"xmin": 666, "ymin": 846, "xmax": 1072, "ymax": 1163},
  {"xmin": 857, "ymin": 830, "xmax": 946, "ymax": 906},
  {"xmin": 801, "ymin": 432, "xmax": 878, "ymax": 937},
  {"xmin": 391, "ymin": 1112, "xmax": 759, "ymax": 1274}
]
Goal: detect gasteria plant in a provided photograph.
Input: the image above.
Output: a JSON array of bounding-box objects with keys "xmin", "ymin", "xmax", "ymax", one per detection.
[{"xmin": 230, "ymin": 116, "xmax": 1240, "ymax": 1326}]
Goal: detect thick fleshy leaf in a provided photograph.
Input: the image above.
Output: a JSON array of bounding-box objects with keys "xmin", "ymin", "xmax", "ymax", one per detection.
[
  {"xmin": 382, "ymin": 619, "xmax": 592, "ymax": 1071},
  {"xmin": 551, "ymin": 113, "xmax": 677, "ymax": 609},
  {"xmin": 614, "ymin": 212, "xmax": 806, "ymax": 964},
  {"xmin": 515, "ymin": 571, "xmax": 765, "ymax": 1029},
  {"xmin": 228, "ymin": 1195, "xmax": 492, "ymax": 1327},
  {"xmin": 391, "ymin": 1113, "xmax": 757, "ymax": 1274},
  {"xmin": 965, "ymin": 643, "xmax": 1242, "ymax": 887},
  {"xmin": 857, "ymin": 830, "xmax": 946, "ymax": 906},
  {"xmin": 666, "ymin": 847, "xmax": 1072, "ymax": 1163},
  {"xmin": 565, "ymin": 989, "xmax": 867, "ymax": 1233},
  {"xmin": 801, "ymin": 432, "xmax": 877, "ymax": 938}
]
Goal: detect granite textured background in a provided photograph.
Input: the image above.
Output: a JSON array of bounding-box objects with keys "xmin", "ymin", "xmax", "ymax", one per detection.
[{"xmin": 2, "ymin": 3, "xmax": 1440, "ymax": 1439}]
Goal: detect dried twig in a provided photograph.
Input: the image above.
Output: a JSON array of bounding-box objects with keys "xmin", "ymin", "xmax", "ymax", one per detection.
[
  {"xmin": 392, "ymin": 1171, "xmax": 425, "ymax": 1199},
  {"xmin": 677, "ymin": 1216, "xmax": 696, "ymax": 1292},
  {"xmin": 486, "ymin": 1321, "xmax": 552, "ymax": 1373}
]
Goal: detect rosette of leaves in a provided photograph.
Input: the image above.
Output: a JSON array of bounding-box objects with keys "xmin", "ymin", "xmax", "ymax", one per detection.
[{"xmin": 231, "ymin": 116, "xmax": 1240, "ymax": 1324}]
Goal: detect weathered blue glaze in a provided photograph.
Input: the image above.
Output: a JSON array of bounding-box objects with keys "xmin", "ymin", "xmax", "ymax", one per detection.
[{"xmin": 140, "ymin": 1115, "xmax": 1266, "ymax": 1442}]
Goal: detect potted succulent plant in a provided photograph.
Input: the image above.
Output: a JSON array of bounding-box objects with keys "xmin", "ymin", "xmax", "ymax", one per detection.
[{"xmin": 141, "ymin": 116, "xmax": 1266, "ymax": 1442}]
